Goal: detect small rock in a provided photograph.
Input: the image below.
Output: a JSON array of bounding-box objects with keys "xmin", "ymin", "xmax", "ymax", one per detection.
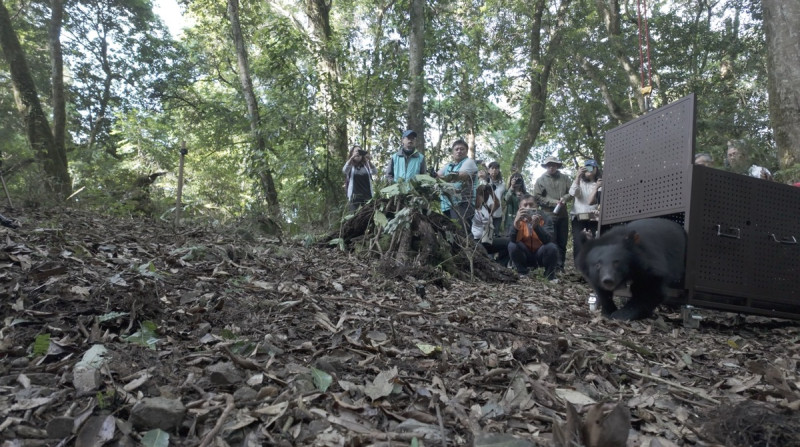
[
  {"xmin": 10, "ymin": 357, "xmax": 29, "ymax": 368},
  {"xmin": 257, "ymin": 385, "xmax": 279, "ymax": 399},
  {"xmin": 73, "ymin": 365, "xmax": 102, "ymax": 393},
  {"xmin": 75, "ymin": 415, "xmax": 115, "ymax": 446},
  {"xmin": 129, "ymin": 397, "xmax": 186, "ymax": 431},
  {"xmin": 205, "ymin": 362, "xmax": 244, "ymax": 386},
  {"xmin": 46, "ymin": 416, "xmax": 74, "ymax": 438},
  {"xmin": 233, "ymin": 386, "xmax": 258, "ymax": 402}
]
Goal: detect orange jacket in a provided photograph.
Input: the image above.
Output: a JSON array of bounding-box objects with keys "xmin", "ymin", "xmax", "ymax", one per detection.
[{"xmin": 514, "ymin": 219, "xmax": 545, "ymax": 252}]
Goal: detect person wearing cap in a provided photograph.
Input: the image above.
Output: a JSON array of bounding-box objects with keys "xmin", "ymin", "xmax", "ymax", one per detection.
[
  {"xmin": 384, "ymin": 130, "xmax": 427, "ymax": 183},
  {"xmin": 438, "ymin": 139, "xmax": 479, "ymax": 233},
  {"xmin": 533, "ymin": 155, "xmax": 572, "ymax": 271},
  {"xmin": 569, "ymin": 159, "xmax": 602, "ymax": 263},
  {"xmin": 484, "ymin": 161, "xmax": 506, "ymax": 235}
]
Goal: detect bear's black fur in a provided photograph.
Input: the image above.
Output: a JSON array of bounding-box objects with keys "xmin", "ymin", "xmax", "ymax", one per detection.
[{"xmin": 576, "ymin": 218, "xmax": 686, "ymax": 320}]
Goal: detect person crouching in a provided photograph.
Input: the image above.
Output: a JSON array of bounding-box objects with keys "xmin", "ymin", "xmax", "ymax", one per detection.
[{"xmin": 507, "ymin": 194, "xmax": 560, "ymax": 281}]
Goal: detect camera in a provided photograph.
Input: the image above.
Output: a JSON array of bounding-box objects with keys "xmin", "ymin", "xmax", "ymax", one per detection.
[
  {"xmin": 357, "ymin": 149, "xmax": 367, "ymax": 156},
  {"xmin": 513, "ymin": 177, "xmax": 523, "ymax": 185}
]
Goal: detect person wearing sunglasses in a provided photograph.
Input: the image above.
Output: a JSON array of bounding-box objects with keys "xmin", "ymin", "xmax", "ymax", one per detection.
[{"xmin": 569, "ymin": 159, "xmax": 603, "ymax": 264}]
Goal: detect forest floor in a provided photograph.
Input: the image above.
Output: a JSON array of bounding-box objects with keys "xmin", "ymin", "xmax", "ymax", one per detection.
[{"xmin": 1, "ymin": 207, "xmax": 799, "ymax": 447}]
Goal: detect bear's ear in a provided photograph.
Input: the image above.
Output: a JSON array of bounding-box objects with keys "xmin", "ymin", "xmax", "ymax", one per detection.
[{"xmin": 625, "ymin": 230, "xmax": 641, "ymax": 245}]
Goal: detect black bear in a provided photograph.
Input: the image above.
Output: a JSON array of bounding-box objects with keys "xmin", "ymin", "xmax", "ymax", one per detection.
[{"xmin": 576, "ymin": 218, "xmax": 686, "ymax": 320}]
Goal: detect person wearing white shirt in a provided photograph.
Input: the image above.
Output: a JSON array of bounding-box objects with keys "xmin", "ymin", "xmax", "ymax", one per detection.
[{"xmin": 569, "ymin": 159, "xmax": 602, "ymax": 264}]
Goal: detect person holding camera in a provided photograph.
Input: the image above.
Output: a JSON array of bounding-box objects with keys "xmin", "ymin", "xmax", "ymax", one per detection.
[
  {"xmin": 471, "ymin": 185, "xmax": 510, "ymax": 266},
  {"xmin": 725, "ymin": 139, "xmax": 773, "ymax": 180},
  {"xmin": 384, "ymin": 129, "xmax": 427, "ymax": 183},
  {"xmin": 482, "ymin": 161, "xmax": 506, "ymax": 235},
  {"xmin": 343, "ymin": 145, "xmax": 378, "ymax": 212},
  {"xmin": 502, "ymin": 172, "xmax": 526, "ymax": 236},
  {"xmin": 507, "ymin": 194, "xmax": 560, "ymax": 281},
  {"xmin": 569, "ymin": 159, "xmax": 602, "ymax": 263}
]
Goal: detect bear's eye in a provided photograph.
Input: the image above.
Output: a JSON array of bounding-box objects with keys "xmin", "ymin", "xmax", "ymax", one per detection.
[{"xmin": 595, "ymin": 262, "xmax": 601, "ymax": 270}]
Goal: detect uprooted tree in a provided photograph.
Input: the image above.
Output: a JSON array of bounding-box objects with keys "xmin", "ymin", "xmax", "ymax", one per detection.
[{"xmin": 326, "ymin": 175, "xmax": 516, "ymax": 283}]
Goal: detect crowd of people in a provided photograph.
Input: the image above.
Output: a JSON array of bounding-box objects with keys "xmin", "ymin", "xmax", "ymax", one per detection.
[{"xmin": 343, "ymin": 128, "xmax": 784, "ymax": 281}]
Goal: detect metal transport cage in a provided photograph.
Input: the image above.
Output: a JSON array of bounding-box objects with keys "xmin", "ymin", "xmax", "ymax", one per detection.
[{"xmin": 600, "ymin": 93, "xmax": 800, "ymax": 319}]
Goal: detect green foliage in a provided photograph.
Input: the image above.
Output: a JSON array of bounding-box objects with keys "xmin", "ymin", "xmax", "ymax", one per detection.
[
  {"xmin": 311, "ymin": 367, "xmax": 333, "ymax": 392},
  {"xmin": 124, "ymin": 321, "xmax": 160, "ymax": 350},
  {"xmin": 98, "ymin": 312, "xmax": 129, "ymax": 323},
  {"xmin": 32, "ymin": 334, "xmax": 50, "ymax": 357},
  {"xmin": 141, "ymin": 429, "xmax": 170, "ymax": 447},
  {"xmin": 96, "ymin": 389, "xmax": 117, "ymax": 410},
  {"xmin": 0, "ymin": 0, "xmax": 782, "ymax": 222}
]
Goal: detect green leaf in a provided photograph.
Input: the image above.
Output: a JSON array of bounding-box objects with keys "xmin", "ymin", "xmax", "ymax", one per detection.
[
  {"xmin": 230, "ymin": 340, "xmax": 256, "ymax": 355},
  {"xmin": 33, "ymin": 334, "xmax": 50, "ymax": 356},
  {"xmin": 98, "ymin": 311, "xmax": 129, "ymax": 322},
  {"xmin": 141, "ymin": 428, "xmax": 170, "ymax": 447},
  {"xmin": 328, "ymin": 238, "xmax": 345, "ymax": 251},
  {"xmin": 311, "ymin": 367, "xmax": 333, "ymax": 392},
  {"xmin": 220, "ymin": 329, "xmax": 237, "ymax": 340},
  {"xmin": 138, "ymin": 262, "xmax": 161, "ymax": 278},
  {"xmin": 123, "ymin": 321, "xmax": 160, "ymax": 350},
  {"xmin": 380, "ymin": 183, "xmax": 400, "ymax": 197},
  {"xmin": 416, "ymin": 343, "xmax": 441, "ymax": 356},
  {"xmin": 373, "ymin": 211, "xmax": 388, "ymax": 228}
]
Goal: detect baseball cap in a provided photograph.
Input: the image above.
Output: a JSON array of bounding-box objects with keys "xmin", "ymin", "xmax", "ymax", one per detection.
[
  {"xmin": 402, "ymin": 130, "xmax": 417, "ymax": 139},
  {"xmin": 584, "ymin": 159, "xmax": 599, "ymax": 168}
]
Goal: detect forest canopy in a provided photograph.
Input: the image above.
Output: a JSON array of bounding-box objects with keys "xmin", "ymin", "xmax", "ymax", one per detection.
[{"xmin": 1, "ymin": 0, "xmax": 798, "ymax": 233}]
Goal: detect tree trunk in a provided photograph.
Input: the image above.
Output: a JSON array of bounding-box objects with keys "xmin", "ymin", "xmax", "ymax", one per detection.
[
  {"xmin": 511, "ymin": 0, "xmax": 571, "ymax": 170},
  {"xmin": 86, "ymin": 36, "xmax": 114, "ymax": 155},
  {"xmin": 227, "ymin": 0, "xmax": 280, "ymax": 216},
  {"xmin": 407, "ymin": 0, "xmax": 425, "ymax": 152},
  {"xmin": 763, "ymin": 0, "xmax": 800, "ymax": 169},
  {"xmin": 50, "ymin": 0, "xmax": 66, "ymax": 159},
  {"xmin": 0, "ymin": 1, "xmax": 71, "ymax": 197},
  {"xmin": 306, "ymin": 0, "xmax": 348, "ymax": 161}
]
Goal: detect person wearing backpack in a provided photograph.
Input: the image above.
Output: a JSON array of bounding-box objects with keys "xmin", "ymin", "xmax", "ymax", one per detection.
[
  {"xmin": 384, "ymin": 130, "xmax": 427, "ymax": 183},
  {"xmin": 343, "ymin": 145, "xmax": 377, "ymax": 212}
]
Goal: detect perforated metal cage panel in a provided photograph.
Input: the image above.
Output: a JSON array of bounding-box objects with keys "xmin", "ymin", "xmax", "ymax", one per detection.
[
  {"xmin": 686, "ymin": 166, "xmax": 800, "ymax": 307},
  {"xmin": 602, "ymin": 93, "xmax": 800, "ymax": 318},
  {"xmin": 602, "ymin": 95, "xmax": 695, "ymax": 227}
]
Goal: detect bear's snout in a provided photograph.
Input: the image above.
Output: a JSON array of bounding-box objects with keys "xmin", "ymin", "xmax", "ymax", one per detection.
[{"xmin": 600, "ymin": 276, "xmax": 617, "ymax": 290}]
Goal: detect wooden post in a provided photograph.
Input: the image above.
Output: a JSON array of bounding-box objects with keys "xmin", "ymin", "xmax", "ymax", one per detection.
[
  {"xmin": 175, "ymin": 141, "xmax": 187, "ymax": 229},
  {"xmin": 0, "ymin": 172, "xmax": 12, "ymax": 208}
]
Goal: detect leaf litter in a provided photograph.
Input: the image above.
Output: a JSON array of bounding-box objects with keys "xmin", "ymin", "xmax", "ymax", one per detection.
[{"xmin": 0, "ymin": 208, "xmax": 799, "ymax": 446}]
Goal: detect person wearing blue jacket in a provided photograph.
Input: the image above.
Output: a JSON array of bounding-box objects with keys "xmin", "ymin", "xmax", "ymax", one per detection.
[{"xmin": 384, "ymin": 130, "xmax": 427, "ymax": 183}]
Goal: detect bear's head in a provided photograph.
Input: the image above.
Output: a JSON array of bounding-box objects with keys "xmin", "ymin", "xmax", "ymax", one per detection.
[{"xmin": 580, "ymin": 231, "xmax": 639, "ymax": 291}]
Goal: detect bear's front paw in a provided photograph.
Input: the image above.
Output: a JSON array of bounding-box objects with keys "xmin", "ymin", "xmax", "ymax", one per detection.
[{"xmin": 610, "ymin": 307, "xmax": 651, "ymax": 321}]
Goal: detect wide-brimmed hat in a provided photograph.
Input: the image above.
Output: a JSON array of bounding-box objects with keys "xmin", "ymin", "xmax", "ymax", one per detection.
[{"xmin": 541, "ymin": 156, "xmax": 563, "ymax": 167}]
